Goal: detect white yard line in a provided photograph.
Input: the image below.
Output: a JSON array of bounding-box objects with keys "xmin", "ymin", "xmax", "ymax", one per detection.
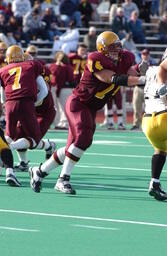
[
  {"xmin": 71, "ymin": 224, "xmax": 119, "ymax": 231},
  {"xmin": 46, "ymin": 139, "xmax": 150, "ymax": 148},
  {"xmin": 0, "ymin": 209, "xmax": 167, "ymax": 228},
  {"xmin": 0, "ymin": 225, "xmax": 39, "ymax": 232}
]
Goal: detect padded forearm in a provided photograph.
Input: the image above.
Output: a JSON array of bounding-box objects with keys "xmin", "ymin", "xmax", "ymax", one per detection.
[{"xmin": 111, "ymin": 74, "xmax": 128, "ymax": 86}]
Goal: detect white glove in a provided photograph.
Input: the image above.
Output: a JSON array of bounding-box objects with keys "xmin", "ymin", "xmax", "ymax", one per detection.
[{"xmin": 138, "ymin": 76, "xmax": 146, "ymax": 85}]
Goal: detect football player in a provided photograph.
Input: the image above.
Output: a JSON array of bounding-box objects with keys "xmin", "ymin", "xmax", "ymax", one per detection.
[
  {"xmin": 13, "ymin": 50, "xmax": 56, "ymax": 171},
  {"xmin": 142, "ymin": 58, "xmax": 167, "ymax": 201},
  {"xmin": 0, "ymin": 42, "xmax": 8, "ymax": 129},
  {"xmin": 29, "ymin": 31, "xmax": 145, "ymax": 194},
  {"xmin": 0, "ymin": 45, "xmax": 49, "ymax": 160},
  {"xmin": 68, "ymin": 43, "xmax": 87, "ymax": 86},
  {"xmin": 49, "ymin": 51, "xmax": 75, "ymax": 129}
]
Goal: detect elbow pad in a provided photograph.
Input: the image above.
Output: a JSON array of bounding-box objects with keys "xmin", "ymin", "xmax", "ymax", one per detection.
[{"xmin": 111, "ymin": 74, "xmax": 128, "ymax": 86}]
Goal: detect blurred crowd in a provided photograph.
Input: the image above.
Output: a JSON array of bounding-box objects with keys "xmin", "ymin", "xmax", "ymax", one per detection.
[
  {"xmin": 0, "ymin": 0, "xmax": 165, "ymax": 48},
  {"xmin": 0, "ymin": 0, "xmax": 166, "ymax": 133}
]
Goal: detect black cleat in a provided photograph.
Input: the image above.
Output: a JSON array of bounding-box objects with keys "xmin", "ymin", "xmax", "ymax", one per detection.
[
  {"xmin": 14, "ymin": 161, "xmax": 29, "ymax": 172},
  {"xmin": 6, "ymin": 173, "xmax": 21, "ymax": 187},
  {"xmin": 149, "ymin": 182, "xmax": 167, "ymax": 201},
  {"xmin": 55, "ymin": 175, "xmax": 76, "ymax": 195},
  {"xmin": 29, "ymin": 166, "xmax": 47, "ymax": 193},
  {"xmin": 45, "ymin": 140, "xmax": 56, "ymax": 160}
]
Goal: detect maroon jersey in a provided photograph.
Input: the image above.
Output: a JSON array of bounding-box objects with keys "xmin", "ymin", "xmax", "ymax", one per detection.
[
  {"xmin": 49, "ymin": 63, "xmax": 74, "ymax": 96},
  {"xmin": 73, "ymin": 50, "xmax": 135, "ymax": 110},
  {"xmin": 0, "ymin": 60, "xmax": 44, "ymax": 101},
  {"xmin": 69, "ymin": 53, "xmax": 87, "ymax": 84}
]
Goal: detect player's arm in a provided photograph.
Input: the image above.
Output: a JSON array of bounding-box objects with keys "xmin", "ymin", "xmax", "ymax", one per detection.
[
  {"xmin": 94, "ymin": 69, "xmax": 145, "ymax": 87},
  {"xmin": 35, "ymin": 75, "xmax": 48, "ymax": 106},
  {"xmin": 156, "ymin": 59, "xmax": 167, "ymax": 97},
  {"xmin": 0, "ymin": 86, "xmax": 5, "ymax": 104}
]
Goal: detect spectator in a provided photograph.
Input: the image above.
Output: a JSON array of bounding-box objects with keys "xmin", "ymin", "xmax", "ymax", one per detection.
[
  {"xmin": 52, "ymin": 20, "xmax": 80, "ymax": 55},
  {"xmin": 42, "ymin": 7, "xmax": 62, "ymax": 41},
  {"xmin": 59, "ymin": 0, "xmax": 82, "ymax": 27},
  {"xmin": 122, "ymin": 0, "xmax": 139, "ymax": 21},
  {"xmin": 121, "ymin": 32, "xmax": 141, "ymax": 63},
  {"xmin": 111, "ymin": 7, "xmax": 129, "ymax": 39},
  {"xmin": 83, "ymin": 26, "xmax": 97, "ymax": 52},
  {"xmin": 128, "ymin": 10, "xmax": 146, "ymax": 44},
  {"xmin": 131, "ymin": 49, "xmax": 153, "ymax": 130},
  {"xmin": 89, "ymin": 0, "xmax": 100, "ymax": 21},
  {"xmin": 23, "ymin": 8, "xmax": 47, "ymax": 41},
  {"xmin": 12, "ymin": 0, "xmax": 31, "ymax": 25},
  {"xmin": 78, "ymin": 0, "xmax": 93, "ymax": 27},
  {"xmin": 141, "ymin": 0, "xmax": 152, "ymax": 22},
  {"xmin": 49, "ymin": 51, "xmax": 75, "ymax": 129},
  {"xmin": 151, "ymin": 0, "xmax": 160, "ymax": 17},
  {"xmin": 157, "ymin": 11, "xmax": 167, "ymax": 44},
  {"xmin": 6, "ymin": 15, "xmax": 29, "ymax": 45}
]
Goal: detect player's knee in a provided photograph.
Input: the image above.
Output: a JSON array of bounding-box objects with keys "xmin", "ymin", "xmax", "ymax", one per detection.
[{"xmin": 75, "ymin": 132, "xmax": 93, "ymax": 150}]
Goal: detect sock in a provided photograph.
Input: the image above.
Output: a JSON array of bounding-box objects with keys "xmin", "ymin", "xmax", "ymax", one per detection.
[
  {"xmin": 36, "ymin": 139, "xmax": 50, "ymax": 150},
  {"xmin": 6, "ymin": 168, "xmax": 14, "ymax": 176},
  {"xmin": 117, "ymin": 109, "xmax": 123, "ymax": 125},
  {"xmin": 17, "ymin": 150, "xmax": 28, "ymax": 163},
  {"xmin": 57, "ymin": 147, "xmax": 65, "ymax": 163},
  {"xmin": 41, "ymin": 155, "xmax": 59, "ymax": 174},
  {"xmin": 107, "ymin": 109, "xmax": 114, "ymax": 124},
  {"xmin": 151, "ymin": 178, "xmax": 160, "ymax": 184},
  {"xmin": 10, "ymin": 138, "xmax": 30, "ymax": 150},
  {"xmin": 151, "ymin": 154, "xmax": 166, "ymax": 179},
  {"xmin": 60, "ymin": 144, "xmax": 84, "ymax": 177}
]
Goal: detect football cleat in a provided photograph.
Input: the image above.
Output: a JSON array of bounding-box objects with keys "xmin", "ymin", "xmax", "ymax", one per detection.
[
  {"xmin": 117, "ymin": 123, "xmax": 126, "ymax": 130},
  {"xmin": 54, "ymin": 175, "xmax": 76, "ymax": 195},
  {"xmin": 149, "ymin": 181, "xmax": 167, "ymax": 201},
  {"xmin": 29, "ymin": 166, "xmax": 47, "ymax": 193},
  {"xmin": 107, "ymin": 123, "xmax": 115, "ymax": 130},
  {"xmin": 14, "ymin": 161, "xmax": 29, "ymax": 172},
  {"xmin": 6, "ymin": 173, "xmax": 21, "ymax": 187},
  {"xmin": 45, "ymin": 140, "xmax": 56, "ymax": 160}
]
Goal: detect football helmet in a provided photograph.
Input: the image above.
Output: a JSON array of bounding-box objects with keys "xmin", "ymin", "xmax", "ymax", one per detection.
[
  {"xmin": 0, "ymin": 42, "xmax": 7, "ymax": 54},
  {"xmin": 96, "ymin": 31, "xmax": 122, "ymax": 60},
  {"xmin": 26, "ymin": 45, "xmax": 38, "ymax": 57},
  {"xmin": 24, "ymin": 52, "xmax": 33, "ymax": 61},
  {"xmin": 5, "ymin": 45, "xmax": 24, "ymax": 63}
]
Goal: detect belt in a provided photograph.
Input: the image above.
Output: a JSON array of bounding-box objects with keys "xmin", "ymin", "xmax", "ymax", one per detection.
[
  {"xmin": 144, "ymin": 95, "xmax": 160, "ymax": 99},
  {"xmin": 144, "ymin": 109, "xmax": 167, "ymax": 117}
]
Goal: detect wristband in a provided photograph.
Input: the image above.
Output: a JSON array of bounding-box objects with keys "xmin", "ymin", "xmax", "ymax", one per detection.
[{"xmin": 111, "ymin": 74, "xmax": 128, "ymax": 86}]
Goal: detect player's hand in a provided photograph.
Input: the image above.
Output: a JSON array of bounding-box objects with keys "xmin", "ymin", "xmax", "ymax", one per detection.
[{"xmin": 138, "ymin": 76, "xmax": 146, "ymax": 85}]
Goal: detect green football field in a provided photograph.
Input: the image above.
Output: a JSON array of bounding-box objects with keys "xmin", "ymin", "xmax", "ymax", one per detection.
[{"xmin": 0, "ymin": 128, "xmax": 167, "ymax": 256}]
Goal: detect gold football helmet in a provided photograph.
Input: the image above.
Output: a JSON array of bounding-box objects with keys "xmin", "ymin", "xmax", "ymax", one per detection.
[
  {"xmin": 0, "ymin": 42, "xmax": 7, "ymax": 53},
  {"xmin": 24, "ymin": 52, "xmax": 33, "ymax": 61},
  {"xmin": 26, "ymin": 45, "xmax": 38, "ymax": 57},
  {"xmin": 5, "ymin": 45, "xmax": 24, "ymax": 63},
  {"xmin": 96, "ymin": 31, "xmax": 122, "ymax": 60}
]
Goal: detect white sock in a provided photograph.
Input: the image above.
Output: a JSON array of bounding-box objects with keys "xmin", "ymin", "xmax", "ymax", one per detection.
[
  {"xmin": 36, "ymin": 139, "xmax": 50, "ymax": 150},
  {"xmin": 17, "ymin": 151, "xmax": 28, "ymax": 163},
  {"xmin": 6, "ymin": 168, "xmax": 14, "ymax": 176},
  {"xmin": 41, "ymin": 155, "xmax": 59, "ymax": 174},
  {"xmin": 10, "ymin": 138, "xmax": 30, "ymax": 150},
  {"xmin": 151, "ymin": 178, "xmax": 160, "ymax": 184},
  {"xmin": 60, "ymin": 144, "xmax": 84, "ymax": 177},
  {"xmin": 117, "ymin": 110, "xmax": 123, "ymax": 125},
  {"xmin": 60, "ymin": 157, "xmax": 76, "ymax": 177},
  {"xmin": 57, "ymin": 147, "xmax": 66, "ymax": 163}
]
